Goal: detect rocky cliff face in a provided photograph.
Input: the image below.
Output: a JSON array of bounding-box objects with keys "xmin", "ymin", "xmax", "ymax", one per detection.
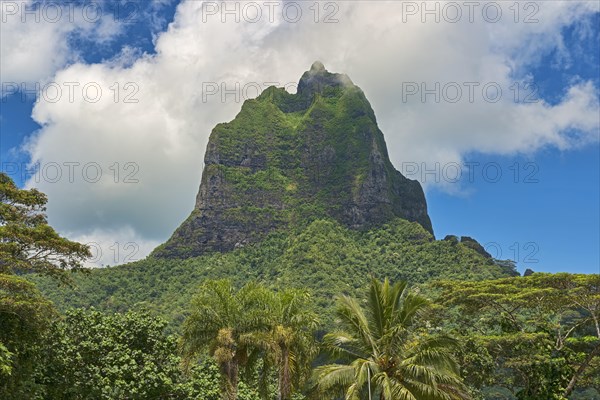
[{"xmin": 153, "ymin": 62, "xmax": 432, "ymax": 258}]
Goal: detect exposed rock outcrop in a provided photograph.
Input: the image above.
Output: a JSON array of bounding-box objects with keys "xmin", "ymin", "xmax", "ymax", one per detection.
[{"xmin": 153, "ymin": 62, "xmax": 432, "ymax": 258}]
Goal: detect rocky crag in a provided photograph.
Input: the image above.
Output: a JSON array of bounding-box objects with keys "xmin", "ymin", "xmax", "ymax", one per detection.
[{"xmin": 154, "ymin": 62, "xmax": 432, "ymax": 258}]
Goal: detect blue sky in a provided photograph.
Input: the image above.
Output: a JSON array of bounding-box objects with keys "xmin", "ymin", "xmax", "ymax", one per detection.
[
  {"xmin": 1, "ymin": 0, "xmax": 179, "ymax": 167},
  {"xmin": 1, "ymin": 1, "xmax": 599, "ymax": 273}
]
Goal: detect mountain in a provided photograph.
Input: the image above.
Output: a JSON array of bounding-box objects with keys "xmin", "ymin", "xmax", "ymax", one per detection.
[
  {"xmin": 31, "ymin": 62, "xmax": 518, "ymax": 328},
  {"xmin": 153, "ymin": 62, "xmax": 432, "ymax": 258}
]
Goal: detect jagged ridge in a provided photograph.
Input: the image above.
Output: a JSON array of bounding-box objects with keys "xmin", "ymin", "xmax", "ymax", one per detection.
[{"xmin": 153, "ymin": 62, "xmax": 432, "ymax": 258}]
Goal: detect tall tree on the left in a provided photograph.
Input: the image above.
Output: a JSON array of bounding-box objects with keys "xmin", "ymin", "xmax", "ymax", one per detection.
[
  {"xmin": 0, "ymin": 172, "xmax": 91, "ymax": 281},
  {"xmin": 0, "ymin": 172, "xmax": 91, "ymax": 398}
]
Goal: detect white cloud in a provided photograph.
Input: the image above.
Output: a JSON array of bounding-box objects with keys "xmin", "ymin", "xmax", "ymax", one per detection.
[
  {"xmin": 0, "ymin": 0, "xmax": 123, "ymax": 90},
  {"xmin": 13, "ymin": 0, "xmax": 600, "ymax": 260},
  {"xmin": 66, "ymin": 227, "xmax": 160, "ymax": 267}
]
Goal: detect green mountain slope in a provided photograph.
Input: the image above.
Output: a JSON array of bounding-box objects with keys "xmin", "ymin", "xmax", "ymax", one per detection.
[{"xmin": 32, "ymin": 218, "xmax": 516, "ymax": 329}]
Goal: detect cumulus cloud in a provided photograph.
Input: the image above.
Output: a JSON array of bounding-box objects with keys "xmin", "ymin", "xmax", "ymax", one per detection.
[
  {"xmin": 65, "ymin": 227, "xmax": 161, "ymax": 267},
  {"xmin": 0, "ymin": 0, "xmax": 123, "ymax": 90},
  {"xmin": 9, "ymin": 0, "xmax": 599, "ymax": 265}
]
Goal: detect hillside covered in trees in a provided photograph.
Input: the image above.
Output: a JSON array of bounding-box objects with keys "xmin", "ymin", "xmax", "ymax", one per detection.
[{"xmin": 32, "ymin": 217, "xmax": 515, "ymax": 329}]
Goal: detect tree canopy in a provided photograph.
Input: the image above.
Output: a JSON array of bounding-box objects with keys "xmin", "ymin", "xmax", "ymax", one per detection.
[
  {"xmin": 435, "ymin": 273, "xmax": 600, "ymax": 399},
  {"xmin": 313, "ymin": 278, "xmax": 469, "ymax": 399},
  {"xmin": 0, "ymin": 173, "xmax": 90, "ymax": 282}
]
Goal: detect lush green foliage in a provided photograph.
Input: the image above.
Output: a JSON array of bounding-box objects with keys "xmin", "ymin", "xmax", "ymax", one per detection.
[
  {"xmin": 31, "ymin": 218, "xmax": 512, "ymax": 330},
  {"xmin": 2, "ymin": 305, "xmax": 263, "ymax": 400},
  {"xmin": 41, "ymin": 308, "xmax": 190, "ymax": 399},
  {"xmin": 181, "ymin": 280, "xmax": 318, "ymax": 400},
  {"xmin": 0, "ymin": 274, "xmax": 55, "ymax": 398},
  {"xmin": 4, "ymin": 171, "xmax": 597, "ymax": 398},
  {"xmin": 181, "ymin": 280, "xmax": 273, "ymax": 400},
  {"xmin": 313, "ymin": 278, "xmax": 469, "ymax": 399},
  {"xmin": 0, "ymin": 172, "xmax": 92, "ymax": 397},
  {"xmin": 0, "ymin": 173, "xmax": 90, "ymax": 282},
  {"xmin": 259, "ymin": 288, "xmax": 319, "ymax": 400},
  {"xmin": 435, "ymin": 274, "xmax": 600, "ymax": 399}
]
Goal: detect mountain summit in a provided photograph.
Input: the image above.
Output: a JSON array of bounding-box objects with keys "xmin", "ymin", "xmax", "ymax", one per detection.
[{"xmin": 154, "ymin": 62, "xmax": 432, "ymax": 258}]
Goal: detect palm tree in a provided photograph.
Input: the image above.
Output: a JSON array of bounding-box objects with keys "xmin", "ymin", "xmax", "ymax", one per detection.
[
  {"xmin": 258, "ymin": 289, "xmax": 319, "ymax": 400},
  {"xmin": 180, "ymin": 280, "xmax": 272, "ymax": 400},
  {"xmin": 313, "ymin": 278, "xmax": 470, "ymax": 400}
]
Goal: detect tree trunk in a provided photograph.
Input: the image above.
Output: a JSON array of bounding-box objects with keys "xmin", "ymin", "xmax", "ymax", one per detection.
[
  {"xmin": 563, "ymin": 344, "xmax": 600, "ymax": 398},
  {"xmin": 278, "ymin": 346, "xmax": 292, "ymax": 400},
  {"xmin": 221, "ymin": 360, "xmax": 239, "ymax": 400}
]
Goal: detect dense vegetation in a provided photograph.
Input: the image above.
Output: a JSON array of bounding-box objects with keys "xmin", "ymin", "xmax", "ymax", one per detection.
[
  {"xmin": 31, "ymin": 218, "xmax": 514, "ymax": 329},
  {"xmin": 313, "ymin": 278, "xmax": 468, "ymax": 399},
  {"xmin": 435, "ymin": 274, "xmax": 600, "ymax": 399},
  {"xmin": 2, "ymin": 171, "xmax": 599, "ymax": 399}
]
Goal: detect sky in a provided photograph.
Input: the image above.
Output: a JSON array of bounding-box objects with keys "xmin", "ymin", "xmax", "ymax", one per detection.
[{"xmin": 0, "ymin": 0, "xmax": 598, "ymax": 274}]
